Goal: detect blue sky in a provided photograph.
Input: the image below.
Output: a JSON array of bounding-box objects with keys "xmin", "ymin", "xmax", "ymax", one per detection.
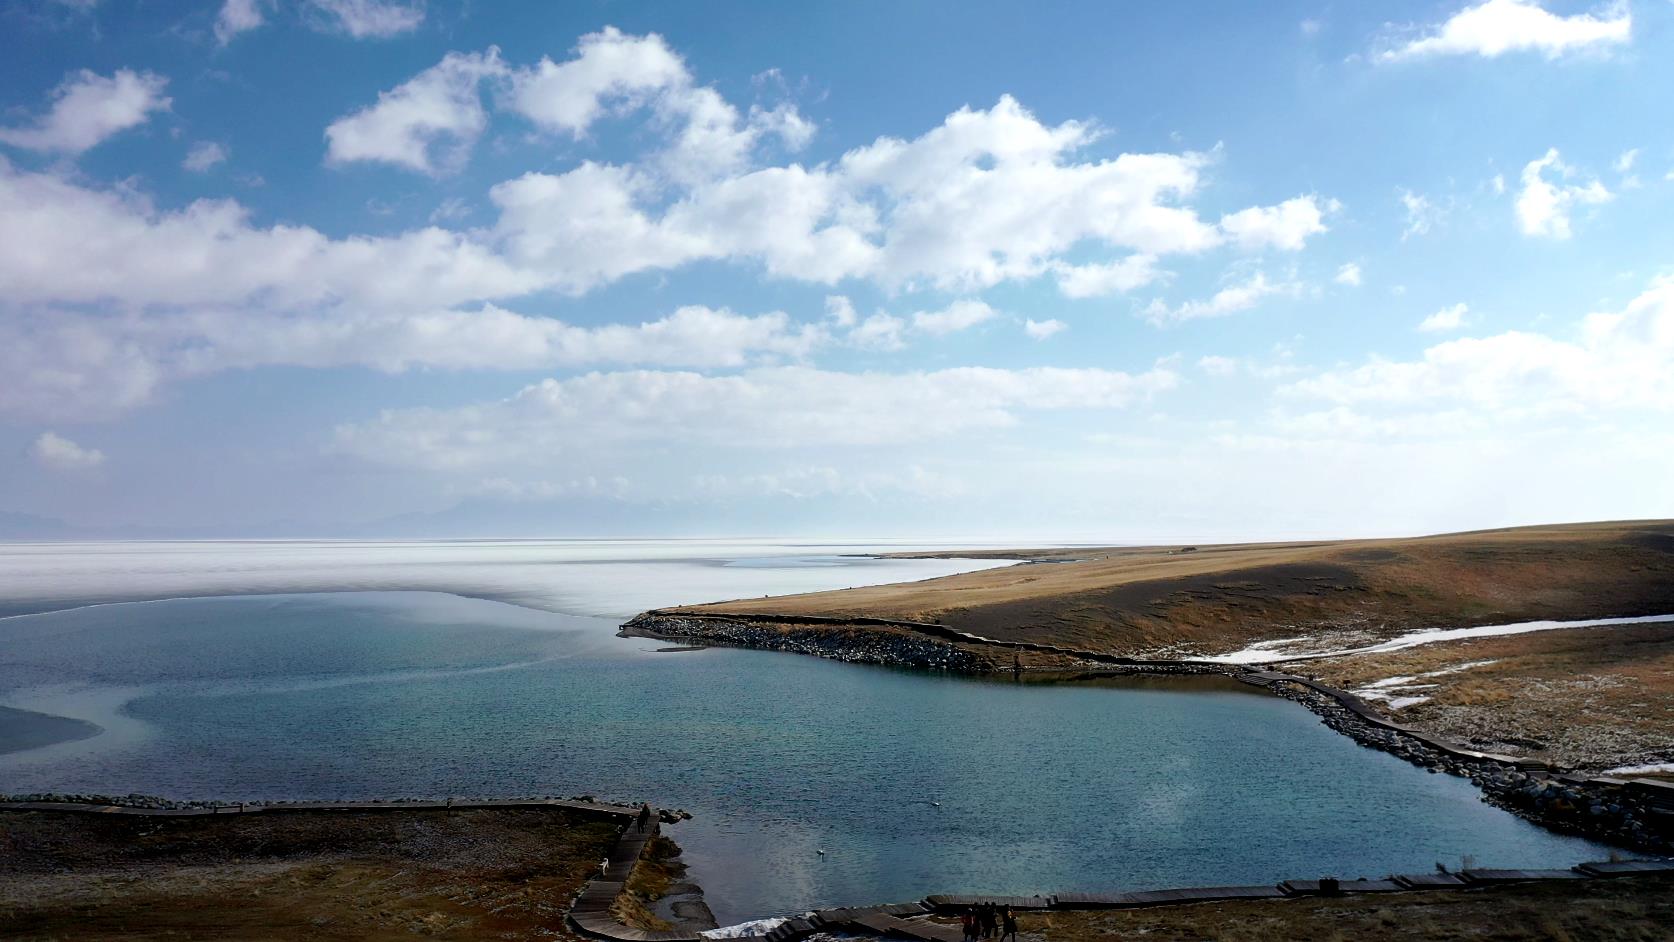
[{"xmin": 2, "ymin": 0, "xmax": 1672, "ymax": 539}]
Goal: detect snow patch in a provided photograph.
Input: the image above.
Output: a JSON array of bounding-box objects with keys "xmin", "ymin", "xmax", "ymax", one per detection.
[
  {"xmin": 703, "ymin": 917, "xmax": 788, "ymax": 939},
  {"xmin": 1206, "ymin": 615, "xmax": 1674, "ymax": 664},
  {"xmin": 1604, "ymin": 762, "xmax": 1674, "ymax": 776}
]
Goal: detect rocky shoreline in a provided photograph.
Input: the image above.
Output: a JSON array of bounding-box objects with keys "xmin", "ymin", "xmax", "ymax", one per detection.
[
  {"xmin": 0, "ymin": 791, "xmax": 696, "ymax": 823},
  {"xmin": 1269, "ymin": 682, "xmax": 1671, "ymax": 855},
  {"xmin": 621, "ymin": 612, "xmax": 999, "ymax": 672},
  {"xmin": 622, "ymin": 612, "xmax": 1674, "ymax": 856}
]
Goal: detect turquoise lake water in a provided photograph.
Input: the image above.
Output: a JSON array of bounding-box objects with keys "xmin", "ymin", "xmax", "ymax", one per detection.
[{"xmin": 0, "ymin": 588, "xmax": 1610, "ymax": 923}]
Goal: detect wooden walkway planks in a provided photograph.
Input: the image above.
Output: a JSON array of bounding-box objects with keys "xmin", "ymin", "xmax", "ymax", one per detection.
[
  {"xmin": 1119, "ymin": 885, "xmax": 1286, "ymax": 906},
  {"xmin": 1460, "ymin": 868, "xmax": 1587, "ymax": 884},
  {"xmin": 849, "ymin": 913, "xmax": 966, "ymax": 942},
  {"xmin": 1279, "ymin": 878, "xmax": 1403, "ymax": 895},
  {"xmin": 1392, "ymin": 873, "xmax": 1469, "ymax": 889},
  {"xmin": 1575, "ymin": 859, "xmax": 1674, "ymax": 877}
]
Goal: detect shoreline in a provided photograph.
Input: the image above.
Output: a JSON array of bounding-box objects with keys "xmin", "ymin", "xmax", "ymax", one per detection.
[
  {"xmin": 6, "ymin": 790, "xmax": 1671, "ymax": 942},
  {"xmin": 620, "ymin": 611, "xmax": 1674, "ymax": 857}
]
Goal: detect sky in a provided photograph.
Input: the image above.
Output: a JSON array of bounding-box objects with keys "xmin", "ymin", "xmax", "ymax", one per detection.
[{"xmin": 2, "ymin": 0, "xmax": 1672, "ymax": 541}]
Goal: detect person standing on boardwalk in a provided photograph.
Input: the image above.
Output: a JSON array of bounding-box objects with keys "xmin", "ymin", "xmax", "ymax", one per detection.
[
  {"xmin": 636, "ymin": 803, "xmax": 651, "ymax": 832},
  {"xmin": 1000, "ymin": 908, "xmax": 1018, "ymax": 942},
  {"xmin": 960, "ymin": 912, "xmax": 977, "ymax": 942}
]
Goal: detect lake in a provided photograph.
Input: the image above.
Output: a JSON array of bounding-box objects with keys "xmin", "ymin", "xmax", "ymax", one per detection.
[{"xmin": 0, "ymin": 544, "xmax": 1609, "ymax": 924}]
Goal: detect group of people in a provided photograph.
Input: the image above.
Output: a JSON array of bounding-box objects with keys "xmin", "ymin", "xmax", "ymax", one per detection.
[{"xmin": 960, "ymin": 903, "xmax": 1017, "ymax": 942}]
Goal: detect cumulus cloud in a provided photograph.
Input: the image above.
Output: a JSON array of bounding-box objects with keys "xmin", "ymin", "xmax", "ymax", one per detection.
[
  {"xmin": 30, "ymin": 431, "xmax": 105, "ymax": 471},
  {"xmin": 183, "ymin": 141, "xmax": 227, "ymax": 172},
  {"xmin": 1286, "ymin": 277, "xmax": 1674, "ymax": 415},
  {"xmin": 499, "ymin": 27, "xmax": 810, "ymax": 185},
  {"xmin": 1053, "ymin": 255, "xmax": 1162, "ymax": 298},
  {"xmin": 214, "ymin": 0, "xmax": 267, "ymax": 44},
  {"xmin": 1399, "ymin": 189, "xmax": 1441, "ymax": 240},
  {"xmin": 306, "ymin": 0, "xmax": 424, "ymax": 39},
  {"xmin": 0, "ymin": 28, "xmax": 1337, "ymax": 419},
  {"xmin": 0, "ymin": 69, "xmax": 170, "ymax": 155},
  {"xmin": 1024, "ymin": 318, "xmax": 1066, "ymax": 340},
  {"xmin": 911, "ymin": 299, "xmax": 997, "ymax": 335},
  {"xmin": 0, "ymin": 302, "xmax": 825, "ymax": 420},
  {"xmin": 1419, "ymin": 302, "xmax": 1469, "ymax": 332},
  {"xmin": 847, "ymin": 313, "xmax": 907, "ymax": 351},
  {"xmin": 325, "ymin": 48, "xmax": 507, "ymax": 174},
  {"xmin": 1335, "ymin": 262, "xmax": 1363, "ymax": 286},
  {"xmin": 1379, "ymin": 0, "xmax": 1631, "ymax": 62},
  {"xmin": 1218, "ymin": 195, "xmax": 1336, "ymax": 251},
  {"xmin": 1517, "ymin": 148, "xmax": 1611, "ymax": 239},
  {"xmin": 333, "ymin": 364, "xmax": 1180, "ymax": 470},
  {"xmin": 1142, "ymin": 271, "xmax": 1303, "ymax": 325},
  {"xmin": 1197, "ymin": 355, "xmax": 1240, "ymax": 375}
]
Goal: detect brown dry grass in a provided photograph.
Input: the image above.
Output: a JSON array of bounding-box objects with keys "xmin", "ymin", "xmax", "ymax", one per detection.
[
  {"xmin": 991, "ymin": 874, "xmax": 1674, "ymax": 942},
  {"xmin": 672, "ymin": 520, "xmax": 1674, "ymax": 659},
  {"xmin": 0, "ymin": 808, "xmax": 619, "ymax": 941},
  {"xmin": 1304, "ymin": 621, "xmax": 1674, "ymax": 770}
]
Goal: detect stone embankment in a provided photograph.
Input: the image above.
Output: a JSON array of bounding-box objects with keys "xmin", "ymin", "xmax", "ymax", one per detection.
[
  {"xmin": 621, "ymin": 613, "xmax": 1229, "ymax": 676},
  {"xmin": 0, "ymin": 792, "xmax": 695, "ymax": 823},
  {"xmin": 1267, "ymin": 681, "xmax": 1673, "ymax": 854},
  {"xmin": 621, "ymin": 613, "xmax": 998, "ymax": 672}
]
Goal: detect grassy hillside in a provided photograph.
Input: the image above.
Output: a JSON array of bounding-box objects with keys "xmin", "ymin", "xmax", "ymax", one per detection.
[{"xmin": 670, "ymin": 521, "xmax": 1674, "ymax": 658}]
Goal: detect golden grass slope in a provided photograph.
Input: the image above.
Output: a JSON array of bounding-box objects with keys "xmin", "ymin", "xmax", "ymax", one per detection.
[{"xmin": 670, "ymin": 520, "xmax": 1674, "ymax": 659}]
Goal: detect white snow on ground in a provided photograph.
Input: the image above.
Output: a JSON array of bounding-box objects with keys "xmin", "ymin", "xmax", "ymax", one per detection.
[
  {"xmin": 703, "ymin": 917, "xmax": 788, "ymax": 938},
  {"xmin": 1205, "ymin": 614, "xmax": 1674, "ymax": 664},
  {"xmin": 1351, "ymin": 660, "xmax": 1508, "ymax": 710},
  {"xmin": 1371, "ymin": 695, "xmax": 1430, "ymax": 710},
  {"xmin": 1604, "ymin": 762, "xmax": 1674, "ymax": 776}
]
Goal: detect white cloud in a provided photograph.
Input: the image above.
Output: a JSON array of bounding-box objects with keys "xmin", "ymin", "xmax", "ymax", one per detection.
[
  {"xmin": 1197, "ymin": 355, "xmax": 1240, "ymax": 375},
  {"xmin": 848, "ymin": 313, "xmax": 907, "ymax": 351},
  {"xmin": 1490, "ymin": 173, "xmax": 1507, "ymax": 195},
  {"xmin": 1053, "ymin": 255, "xmax": 1162, "ymax": 298},
  {"xmin": 1613, "ymin": 148, "xmax": 1638, "ymax": 174},
  {"xmin": 0, "ymin": 69, "xmax": 170, "ymax": 155},
  {"xmin": 823, "ymin": 295, "xmax": 857, "ymax": 328},
  {"xmin": 1399, "ymin": 189, "xmax": 1441, "ymax": 239},
  {"xmin": 911, "ymin": 299, "xmax": 997, "ymax": 335},
  {"xmin": 1419, "ymin": 302, "xmax": 1469, "ymax": 332},
  {"xmin": 1379, "ymin": 0, "xmax": 1631, "ymax": 62},
  {"xmin": 504, "ymin": 28, "xmax": 688, "ymax": 137},
  {"xmin": 1335, "ymin": 262, "xmax": 1363, "ymax": 286},
  {"xmin": 325, "ymin": 49, "xmax": 506, "ymax": 174},
  {"xmin": 1286, "ymin": 276, "xmax": 1674, "ymax": 414},
  {"xmin": 1024, "ymin": 318, "xmax": 1066, "ymax": 340},
  {"xmin": 1218, "ymin": 195, "xmax": 1336, "ymax": 251},
  {"xmin": 306, "ymin": 0, "xmax": 424, "ymax": 39},
  {"xmin": 0, "ymin": 30, "xmax": 1339, "ymax": 420},
  {"xmin": 30, "ymin": 431, "xmax": 105, "ymax": 471},
  {"xmin": 0, "ymin": 303, "xmax": 825, "ymax": 421},
  {"xmin": 214, "ymin": 0, "xmax": 267, "ymax": 44},
  {"xmin": 333, "ymin": 364, "xmax": 1180, "ymax": 470},
  {"xmin": 183, "ymin": 140, "xmax": 227, "ymax": 172},
  {"xmin": 1516, "ymin": 148, "xmax": 1611, "ymax": 239},
  {"xmin": 1142, "ymin": 271, "xmax": 1303, "ymax": 325}
]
